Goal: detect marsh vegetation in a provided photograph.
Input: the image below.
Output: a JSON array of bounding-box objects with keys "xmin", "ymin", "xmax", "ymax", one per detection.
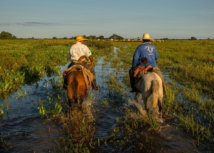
[{"xmin": 0, "ymin": 39, "xmax": 214, "ymax": 152}]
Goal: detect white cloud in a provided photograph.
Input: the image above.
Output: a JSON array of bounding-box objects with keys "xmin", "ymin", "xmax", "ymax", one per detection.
[
  {"xmin": 16, "ymin": 22, "xmax": 56, "ymax": 26},
  {"xmin": 0, "ymin": 22, "xmax": 11, "ymax": 26}
]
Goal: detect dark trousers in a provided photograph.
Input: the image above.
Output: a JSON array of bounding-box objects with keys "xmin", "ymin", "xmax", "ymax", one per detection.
[
  {"xmin": 129, "ymin": 62, "xmax": 145, "ymax": 89},
  {"xmin": 129, "ymin": 67, "xmax": 135, "ymax": 89}
]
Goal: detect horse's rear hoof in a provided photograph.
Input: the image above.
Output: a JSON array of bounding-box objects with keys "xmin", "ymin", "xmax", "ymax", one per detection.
[
  {"xmin": 78, "ymin": 106, "xmax": 82, "ymax": 111},
  {"xmin": 155, "ymin": 116, "xmax": 163, "ymax": 123}
]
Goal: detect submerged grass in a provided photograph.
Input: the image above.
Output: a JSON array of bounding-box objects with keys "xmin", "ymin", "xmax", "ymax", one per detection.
[{"xmin": 58, "ymin": 109, "xmax": 95, "ymax": 153}]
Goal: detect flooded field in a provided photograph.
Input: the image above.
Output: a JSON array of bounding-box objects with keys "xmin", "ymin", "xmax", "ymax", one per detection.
[{"xmin": 1, "ymin": 40, "xmax": 214, "ymax": 152}]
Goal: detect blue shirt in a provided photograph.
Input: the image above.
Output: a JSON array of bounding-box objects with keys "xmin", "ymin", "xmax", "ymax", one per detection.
[{"xmin": 132, "ymin": 42, "xmax": 158, "ymax": 67}]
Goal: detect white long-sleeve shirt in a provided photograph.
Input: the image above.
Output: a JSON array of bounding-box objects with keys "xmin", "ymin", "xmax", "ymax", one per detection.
[{"xmin": 69, "ymin": 42, "xmax": 92, "ymax": 61}]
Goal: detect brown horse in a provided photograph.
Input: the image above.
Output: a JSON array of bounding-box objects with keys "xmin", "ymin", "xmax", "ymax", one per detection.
[{"xmin": 67, "ymin": 70, "xmax": 87, "ymax": 110}]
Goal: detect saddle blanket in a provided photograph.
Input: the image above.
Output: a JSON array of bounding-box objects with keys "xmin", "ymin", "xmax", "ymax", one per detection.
[
  {"xmin": 133, "ymin": 66, "xmax": 166, "ymax": 94},
  {"xmin": 61, "ymin": 65, "xmax": 93, "ymax": 90}
]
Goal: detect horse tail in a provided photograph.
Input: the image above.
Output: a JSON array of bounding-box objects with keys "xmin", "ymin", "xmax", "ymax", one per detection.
[
  {"xmin": 67, "ymin": 72, "xmax": 79, "ymax": 104},
  {"xmin": 153, "ymin": 67, "xmax": 166, "ymax": 94},
  {"xmin": 71, "ymin": 77, "xmax": 78, "ymax": 102},
  {"xmin": 152, "ymin": 80, "xmax": 159, "ymax": 109}
]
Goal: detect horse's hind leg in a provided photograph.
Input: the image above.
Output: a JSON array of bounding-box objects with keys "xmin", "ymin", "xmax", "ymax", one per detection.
[
  {"xmin": 142, "ymin": 97, "xmax": 148, "ymax": 112},
  {"xmin": 158, "ymin": 97, "xmax": 163, "ymax": 118},
  {"xmin": 67, "ymin": 87, "xmax": 73, "ymax": 108},
  {"xmin": 78, "ymin": 95, "xmax": 84, "ymax": 110},
  {"xmin": 135, "ymin": 92, "xmax": 139, "ymax": 102},
  {"xmin": 67, "ymin": 87, "xmax": 74, "ymax": 118},
  {"xmin": 79, "ymin": 89, "xmax": 86, "ymax": 110}
]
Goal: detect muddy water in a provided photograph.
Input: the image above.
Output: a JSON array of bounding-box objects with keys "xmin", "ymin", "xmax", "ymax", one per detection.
[
  {"xmin": 0, "ymin": 50, "xmax": 204, "ymax": 153},
  {"xmin": 0, "ymin": 64, "xmax": 69, "ymax": 153}
]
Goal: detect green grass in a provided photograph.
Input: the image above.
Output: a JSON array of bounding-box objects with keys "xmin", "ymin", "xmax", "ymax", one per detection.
[{"xmin": 1, "ymin": 39, "xmax": 214, "ymax": 152}]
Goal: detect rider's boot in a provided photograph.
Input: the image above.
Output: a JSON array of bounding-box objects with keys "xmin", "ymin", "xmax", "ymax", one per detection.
[
  {"xmin": 63, "ymin": 78, "xmax": 67, "ymax": 89},
  {"xmin": 88, "ymin": 67, "xmax": 99, "ymax": 90},
  {"xmin": 130, "ymin": 88, "xmax": 137, "ymax": 92},
  {"xmin": 92, "ymin": 79, "xmax": 100, "ymax": 90},
  {"xmin": 129, "ymin": 76, "xmax": 137, "ymax": 92}
]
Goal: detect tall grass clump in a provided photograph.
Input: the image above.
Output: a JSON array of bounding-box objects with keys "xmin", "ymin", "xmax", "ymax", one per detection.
[{"xmin": 57, "ymin": 109, "xmax": 95, "ymax": 153}]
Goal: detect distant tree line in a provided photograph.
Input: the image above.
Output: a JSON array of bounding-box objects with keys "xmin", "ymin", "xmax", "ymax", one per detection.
[
  {"xmin": 160, "ymin": 37, "xmax": 200, "ymax": 40},
  {"xmin": 109, "ymin": 34, "xmax": 124, "ymax": 40},
  {"xmin": 56, "ymin": 34, "xmax": 124, "ymax": 40},
  {"xmin": 190, "ymin": 37, "xmax": 197, "ymax": 40},
  {"xmin": 1, "ymin": 31, "xmax": 212, "ymax": 40},
  {"xmin": 0, "ymin": 31, "xmax": 17, "ymax": 39},
  {"xmin": 68, "ymin": 35, "xmax": 106, "ymax": 40}
]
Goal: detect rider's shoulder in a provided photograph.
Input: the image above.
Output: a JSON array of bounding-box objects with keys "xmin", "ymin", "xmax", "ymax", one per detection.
[
  {"xmin": 143, "ymin": 43, "xmax": 156, "ymax": 47},
  {"xmin": 72, "ymin": 42, "xmax": 88, "ymax": 48},
  {"xmin": 138, "ymin": 43, "xmax": 151, "ymax": 48}
]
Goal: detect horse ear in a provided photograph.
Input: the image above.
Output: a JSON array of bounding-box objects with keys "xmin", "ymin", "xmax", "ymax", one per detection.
[{"xmin": 141, "ymin": 57, "xmax": 148, "ymax": 64}]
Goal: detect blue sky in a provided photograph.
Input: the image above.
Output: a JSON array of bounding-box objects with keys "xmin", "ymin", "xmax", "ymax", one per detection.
[{"xmin": 0, "ymin": 0, "xmax": 214, "ymax": 39}]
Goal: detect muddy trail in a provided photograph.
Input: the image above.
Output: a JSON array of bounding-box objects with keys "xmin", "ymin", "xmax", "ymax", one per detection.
[{"xmin": 0, "ymin": 48, "xmax": 211, "ymax": 153}]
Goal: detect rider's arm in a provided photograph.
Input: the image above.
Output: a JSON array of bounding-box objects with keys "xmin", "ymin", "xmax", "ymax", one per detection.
[
  {"xmin": 89, "ymin": 55, "xmax": 93, "ymax": 68},
  {"xmin": 84, "ymin": 46, "xmax": 92, "ymax": 57},
  {"xmin": 84, "ymin": 45, "xmax": 93, "ymax": 68}
]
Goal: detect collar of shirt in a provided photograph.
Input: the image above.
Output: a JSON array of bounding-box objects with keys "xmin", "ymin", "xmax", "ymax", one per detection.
[
  {"xmin": 76, "ymin": 42, "xmax": 82, "ymax": 45},
  {"xmin": 143, "ymin": 42, "xmax": 151, "ymax": 44}
]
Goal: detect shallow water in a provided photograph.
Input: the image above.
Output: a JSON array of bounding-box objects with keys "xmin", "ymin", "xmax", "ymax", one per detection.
[
  {"xmin": 0, "ymin": 48, "xmax": 209, "ymax": 152},
  {"xmin": 0, "ymin": 63, "xmax": 69, "ymax": 153}
]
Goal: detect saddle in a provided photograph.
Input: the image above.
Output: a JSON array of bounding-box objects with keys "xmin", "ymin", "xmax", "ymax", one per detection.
[
  {"xmin": 62, "ymin": 65, "xmax": 93, "ymax": 90},
  {"xmin": 133, "ymin": 65, "xmax": 153, "ymax": 79},
  {"xmin": 133, "ymin": 65, "xmax": 166, "ymax": 94}
]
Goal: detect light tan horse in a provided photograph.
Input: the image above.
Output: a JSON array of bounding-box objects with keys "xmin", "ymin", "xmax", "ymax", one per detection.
[{"xmin": 135, "ymin": 71, "xmax": 163, "ymax": 119}]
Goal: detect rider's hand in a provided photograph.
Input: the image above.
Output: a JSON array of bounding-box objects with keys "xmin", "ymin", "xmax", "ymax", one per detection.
[{"xmin": 89, "ymin": 62, "xmax": 93, "ymax": 68}]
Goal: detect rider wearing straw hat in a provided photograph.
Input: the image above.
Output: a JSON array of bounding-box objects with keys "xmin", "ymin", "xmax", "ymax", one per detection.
[
  {"xmin": 67, "ymin": 35, "xmax": 99, "ymax": 90},
  {"xmin": 132, "ymin": 33, "xmax": 158, "ymax": 68},
  {"xmin": 129, "ymin": 33, "xmax": 159, "ymax": 92}
]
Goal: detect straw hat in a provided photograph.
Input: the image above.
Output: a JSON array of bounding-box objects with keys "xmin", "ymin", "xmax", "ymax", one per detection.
[
  {"xmin": 76, "ymin": 35, "xmax": 88, "ymax": 42},
  {"xmin": 142, "ymin": 33, "xmax": 152, "ymax": 40}
]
